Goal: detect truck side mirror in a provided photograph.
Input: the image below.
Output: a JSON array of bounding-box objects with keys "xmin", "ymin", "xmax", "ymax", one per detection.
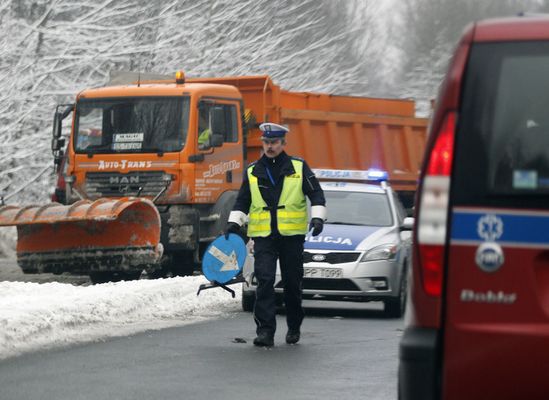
[
  {"xmin": 52, "ymin": 104, "xmax": 74, "ymax": 142},
  {"xmin": 51, "ymin": 137, "xmax": 66, "ymax": 152},
  {"xmin": 53, "ymin": 150, "xmax": 65, "ymax": 173},
  {"xmin": 52, "ymin": 111, "xmax": 63, "ymax": 139},
  {"xmin": 51, "ymin": 104, "xmax": 74, "ymax": 171}
]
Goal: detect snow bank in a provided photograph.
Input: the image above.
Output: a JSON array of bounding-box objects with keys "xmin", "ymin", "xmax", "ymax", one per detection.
[{"xmin": 0, "ymin": 276, "xmax": 240, "ymax": 360}]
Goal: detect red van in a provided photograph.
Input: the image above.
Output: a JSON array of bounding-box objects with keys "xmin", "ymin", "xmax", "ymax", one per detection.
[{"xmin": 399, "ymin": 16, "xmax": 549, "ymax": 400}]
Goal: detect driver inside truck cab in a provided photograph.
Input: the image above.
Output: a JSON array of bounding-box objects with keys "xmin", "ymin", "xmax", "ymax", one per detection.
[{"xmin": 198, "ymin": 108, "xmax": 211, "ymax": 150}]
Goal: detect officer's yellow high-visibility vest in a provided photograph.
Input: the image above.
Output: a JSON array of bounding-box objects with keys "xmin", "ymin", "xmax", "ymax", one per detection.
[{"xmin": 247, "ymin": 159, "xmax": 308, "ymax": 237}]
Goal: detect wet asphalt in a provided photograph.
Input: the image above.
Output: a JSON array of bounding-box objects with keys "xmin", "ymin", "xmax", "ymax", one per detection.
[{"xmin": 0, "ymin": 258, "xmax": 403, "ymax": 400}]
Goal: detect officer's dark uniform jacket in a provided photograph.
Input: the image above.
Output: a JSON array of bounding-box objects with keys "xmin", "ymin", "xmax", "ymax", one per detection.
[
  {"xmin": 231, "ymin": 151, "xmax": 325, "ymax": 336},
  {"xmin": 232, "ymin": 152, "xmax": 325, "ymax": 233}
]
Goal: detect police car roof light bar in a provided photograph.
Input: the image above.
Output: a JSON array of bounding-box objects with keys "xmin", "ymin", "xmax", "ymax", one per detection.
[{"xmin": 312, "ymin": 168, "xmax": 389, "ymax": 183}]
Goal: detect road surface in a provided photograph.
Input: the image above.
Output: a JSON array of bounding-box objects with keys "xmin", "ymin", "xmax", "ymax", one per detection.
[{"xmin": 0, "ymin": 257, "xmax": 403, "ymax": 399}]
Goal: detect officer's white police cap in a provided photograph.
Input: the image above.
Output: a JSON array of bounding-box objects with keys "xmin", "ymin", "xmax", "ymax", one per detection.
[{"xmin": 259, "ymin": 122, "xmax": 288, "ymax": 139}]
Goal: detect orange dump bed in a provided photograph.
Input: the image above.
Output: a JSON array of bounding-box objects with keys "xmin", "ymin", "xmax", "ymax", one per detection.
[{"xmin": 188, "ymin": 76, "xmax": 428, "ymax": 191}]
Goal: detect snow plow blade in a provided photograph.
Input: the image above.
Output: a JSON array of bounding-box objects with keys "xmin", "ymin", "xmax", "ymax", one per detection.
[{"xmin": 0, "ymin": 198, "xmax": 162, "ymax": 274}]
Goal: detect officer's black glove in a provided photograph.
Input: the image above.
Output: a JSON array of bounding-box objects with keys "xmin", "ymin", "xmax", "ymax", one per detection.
[
  {"xmin": 224, "ymin": 222, "xmax": 241, "ymax": 239},
  {"xmin": 309, "ymin": 218, "xmax": 324, "ymax": 237}
]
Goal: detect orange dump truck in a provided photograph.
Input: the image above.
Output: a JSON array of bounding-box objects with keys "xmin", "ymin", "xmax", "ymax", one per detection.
[{"xmin": 0, "ymin": 73, "xmax": 428, "ymax": 283}]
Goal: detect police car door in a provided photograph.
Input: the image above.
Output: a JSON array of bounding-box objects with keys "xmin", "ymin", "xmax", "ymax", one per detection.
[{"xmin": 442, "ymin": 41, "xmax": 549, "ymax": 399}]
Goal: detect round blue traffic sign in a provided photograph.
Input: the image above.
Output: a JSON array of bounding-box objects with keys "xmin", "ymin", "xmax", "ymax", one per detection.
[{"xmin": 202, "ymin": 234, "xmax": 247, "ymax": 284}]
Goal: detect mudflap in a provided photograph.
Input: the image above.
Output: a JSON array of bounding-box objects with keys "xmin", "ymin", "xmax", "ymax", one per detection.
[{"xmin": 0, "ymin": 197, "xmax": 162, "ymax": 274}]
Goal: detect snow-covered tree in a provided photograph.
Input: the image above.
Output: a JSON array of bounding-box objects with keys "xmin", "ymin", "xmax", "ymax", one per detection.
[
  {"xmin": 0, "ymin": 0, "xmax": 389, "ymax": 206},
  {"xmin": 395, "ymin": 0, "xmax": 542, "ymax": 116}
]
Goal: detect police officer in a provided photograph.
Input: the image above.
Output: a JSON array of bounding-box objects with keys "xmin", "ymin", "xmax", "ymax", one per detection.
[{"xmin": 225, "ymin": 122, "xmax": 326, "ymax": 347}]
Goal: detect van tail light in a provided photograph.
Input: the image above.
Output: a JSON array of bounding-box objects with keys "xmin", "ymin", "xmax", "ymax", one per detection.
[
  {"xmin": 427, "ymin": 112, "xmax": 455, "ymax": 176},
  {"xmin": 418, "ymin": 244, "xmax": 445, "ymax": 296},
  {"xmin": 417, "ymin": 112, "xmax": 456, "ymax": 297}
]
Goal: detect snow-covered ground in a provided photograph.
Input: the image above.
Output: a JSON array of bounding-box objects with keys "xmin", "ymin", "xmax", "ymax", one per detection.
[{"xmin": 0, "ymin": 276, "xmax": 240, "ymax": 361}]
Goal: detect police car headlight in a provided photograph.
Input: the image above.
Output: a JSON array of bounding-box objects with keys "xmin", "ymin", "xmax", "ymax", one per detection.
[{"xmin": 361, "ymin": 244, "xmax": 397, "ymax": 262}]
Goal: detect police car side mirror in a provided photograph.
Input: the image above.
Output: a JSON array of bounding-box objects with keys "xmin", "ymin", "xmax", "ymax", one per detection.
[{"xmin": 400, "ymin": 217, "xmax": 414, "ymax": 231}]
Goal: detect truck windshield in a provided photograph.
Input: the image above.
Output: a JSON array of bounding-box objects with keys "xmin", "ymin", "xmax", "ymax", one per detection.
[
  {"xmin": 322, "ymin": 191, "xmax": 393, "ymax": 226},
  {"xmin": 74, "ymin": 96, "xmax": 190, "ymax": 153}
]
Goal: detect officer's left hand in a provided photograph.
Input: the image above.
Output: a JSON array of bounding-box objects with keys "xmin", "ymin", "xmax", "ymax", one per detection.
[
  {"xmin": 224, "ymin": 222, "xmax": 241, "ymax": 239},
  {"xmin": 309, "ymin": 218, "xmax": 324, "ymax": 237}
]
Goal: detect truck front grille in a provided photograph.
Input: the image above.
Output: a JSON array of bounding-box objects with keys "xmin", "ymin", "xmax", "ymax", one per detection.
[{"xmin": 85, "ymin": 171, "xmax": 166, "ymax": 198}]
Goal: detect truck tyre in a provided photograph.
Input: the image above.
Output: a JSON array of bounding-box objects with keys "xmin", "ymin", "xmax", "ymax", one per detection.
[
  {"xmin": 384, "ymin": 266, "xmax": 407, "ymax": 318},
  {"xmin": 89, "ymin": 271, "xmax": 116, "ymax": 284},
  {"xmin": 242, "ymin": 291, "xmax": 255, "ymax": 312},
  {"xmin": 206, "ymin": 191, "xmax": 238, "ymax": 239},
  {"xmin": 148, "ymin": 266, "xmax": 170, "ymax": 279},
  {"xmin": 170, "ymin": 251, "xmax": 195, "ymax": 276},
  {"xmin": 89, "ymin": 271, "xmax": 141, "ymax": 284}
]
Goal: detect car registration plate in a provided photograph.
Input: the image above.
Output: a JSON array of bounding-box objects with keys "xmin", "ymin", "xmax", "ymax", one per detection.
[{"xmin": 304, "ymin": 267, "xmax": 342, "ymax": 279}]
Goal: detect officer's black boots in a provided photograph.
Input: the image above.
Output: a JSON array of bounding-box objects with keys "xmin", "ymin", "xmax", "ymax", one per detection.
[
  {"xmin": 253, "ymin": 332, "xmax": 274, "ymax": 347},
  {"xmin": 285, "ymin": 329, "xmax": 300, "ymax": 345}
]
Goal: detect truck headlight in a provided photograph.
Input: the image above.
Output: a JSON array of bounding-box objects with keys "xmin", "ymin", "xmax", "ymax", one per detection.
[{"xmin": 361, "ymin": 244, "xmax": 397, "ymax": 262}]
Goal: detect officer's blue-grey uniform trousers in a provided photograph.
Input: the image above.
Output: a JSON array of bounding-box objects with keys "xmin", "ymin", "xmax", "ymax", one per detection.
[{"xmin": 253, "ymin": 235, "xmax": 305, "ymax": 336}]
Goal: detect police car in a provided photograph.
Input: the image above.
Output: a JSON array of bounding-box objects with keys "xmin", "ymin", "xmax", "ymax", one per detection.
[{"xmin": 242, "ymin": 169, "xmax": 414, "ymax": 317}]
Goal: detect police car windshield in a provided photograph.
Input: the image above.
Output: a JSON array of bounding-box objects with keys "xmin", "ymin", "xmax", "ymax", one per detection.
[{"xmin": 323, "ymin": 190, "xmax": 393, "ymax": 226}]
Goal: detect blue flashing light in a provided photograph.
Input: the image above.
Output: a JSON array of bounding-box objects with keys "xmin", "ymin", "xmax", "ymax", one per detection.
[{"xmin": 366, "ymin": 169, "xmax": 389, "ymax": 182}]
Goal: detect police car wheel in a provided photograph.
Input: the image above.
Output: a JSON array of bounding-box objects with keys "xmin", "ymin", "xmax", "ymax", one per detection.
[
  {"xmin": 242, "ymin": 292, "xmax": 255, "ymax": 312},
  {"xmin": 384, "ymin": 267, "xmax": 407, "ymax": 318}
]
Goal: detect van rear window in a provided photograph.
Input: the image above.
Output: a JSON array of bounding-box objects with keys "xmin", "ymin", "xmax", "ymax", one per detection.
[{"xmin": 452, "ymin": 41, "xmax": 549, "ymax": 208}]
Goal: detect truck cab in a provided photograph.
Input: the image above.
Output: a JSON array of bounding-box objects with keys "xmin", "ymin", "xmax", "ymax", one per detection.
[
  {"xmin": 54, "ymin": 73, "xmax": 247, "ymax": 277},
  {"xmin": 36, "ymin": 73, "xmax": 427, "ymax": 282}
]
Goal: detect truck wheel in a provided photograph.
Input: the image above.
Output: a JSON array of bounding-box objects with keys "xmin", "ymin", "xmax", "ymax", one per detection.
[
  {"xmin": 89, "ymin": 271, "xmax": 116, "ymax": 284},
  {"xmin": 384, "ymin": 267, "xmax": 407, "ymax": 318},
  {"xmin": 89, "ymin": 271, "xmax": 141, "ymax": 284},
  {"xmin": 148, "ymin": 267, "xmax": 170, "ymax": 279},
  {"xmin": 170, "ymin": 251, "xmax": 195, "ymax": 276},
  {"xmin": 120, "ymin": 271, "xmax": 142, "ymax": 281},
  {"xmin": 242, "ymin": 291, "xmax": 255, "ymax": 312},
  {"xmin": 205, "ymin": 191, "xmax": 238, "ymax": 239}
]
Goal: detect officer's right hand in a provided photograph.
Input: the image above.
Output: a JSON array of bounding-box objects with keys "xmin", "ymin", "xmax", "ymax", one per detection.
[
  {"xmin": 309, "ymin": 218, "xmax": 324, "ymax": 237},
  {"xmin": 224, "ymin": 222, "xmax": 241, "ymax": 239}
]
